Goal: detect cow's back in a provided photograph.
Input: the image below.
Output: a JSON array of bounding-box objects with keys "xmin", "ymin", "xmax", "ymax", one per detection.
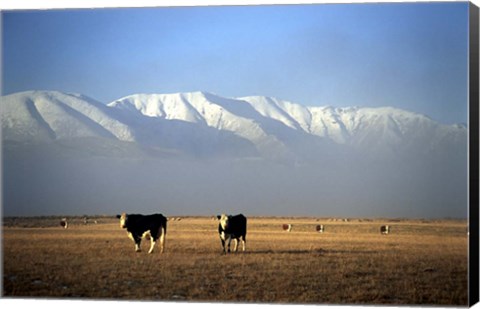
[
  {"xmin": 228, "ymin": 214, "xmax": 247, "ymax": 236},
  {"xmin": 153, "ymin": 214, "xmax": 167, "ymax": 233},
  {"xmin": 127, "ymin": 213, "xmax": 166, "ymax": 233}
]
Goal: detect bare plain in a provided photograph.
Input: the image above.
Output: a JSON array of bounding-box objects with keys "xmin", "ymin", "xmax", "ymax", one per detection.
[{"xmin": 2, "ymin": 216, "xmax": 468, "ymax": 305}]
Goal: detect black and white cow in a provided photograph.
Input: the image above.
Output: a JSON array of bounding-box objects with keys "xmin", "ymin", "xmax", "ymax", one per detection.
[
  {"xmin": 316, "ymin": 224, "xmax": 324, "ymax": 233},
  {"xmin": 217, "ymin": 214, "xmax": 247, "ymax": 254},
  {"xmin": 116, "ymin": 213, "xmax": 167, "ymax": 253},
  {"xmin": 380, "ymin": 225, "xmax": 390, "ymax": 235}
]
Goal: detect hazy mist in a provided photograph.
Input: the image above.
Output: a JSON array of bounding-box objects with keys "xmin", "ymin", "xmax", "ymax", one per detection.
[{"xmin": 2, "ymin": 139, "xmax": 467, "ymax": 219}]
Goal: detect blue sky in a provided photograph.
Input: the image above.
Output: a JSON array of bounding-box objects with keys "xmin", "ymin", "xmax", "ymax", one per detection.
[{"xmin": 2, "ymin": 2, "xmax": 469, "ymax": 124}]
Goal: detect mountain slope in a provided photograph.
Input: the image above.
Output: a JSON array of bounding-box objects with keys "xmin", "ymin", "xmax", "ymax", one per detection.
[
  {"xmin": 1, "ymin": 91, "xmax": 135, "ymax": 143},
  {"xmin": 240, "ymin": 96, "xmax": 467, "ymax": 159},
  {"xmin": 109, "ymin": 92, "xmax": 296, "ymax": 160}
]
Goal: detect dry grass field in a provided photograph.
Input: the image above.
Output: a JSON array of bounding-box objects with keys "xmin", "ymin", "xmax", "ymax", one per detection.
[{"xmin": 2, "ymin": 216, "xmax": 468, "ymax": 305}]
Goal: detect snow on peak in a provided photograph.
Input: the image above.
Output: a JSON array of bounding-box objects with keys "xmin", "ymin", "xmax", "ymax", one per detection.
[
  {"xmin": 2, "ymin": 90, "xmax": 466, "ymax": 162},
  {"xmin": 109, "ymin": 92, "xmax": 207, "ymax": 125},
  {"xmin": 2, "ymin": 90, "xmax": 135, "ymax": 142},
  {"xmin": 238, "ymin": 96, "xmax": 308, "ymax": 131}
]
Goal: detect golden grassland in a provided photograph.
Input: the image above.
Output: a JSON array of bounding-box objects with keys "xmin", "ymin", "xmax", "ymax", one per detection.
[{"xmin": 2, "ymin": 216, "xmax": 468, "ymax": 305}]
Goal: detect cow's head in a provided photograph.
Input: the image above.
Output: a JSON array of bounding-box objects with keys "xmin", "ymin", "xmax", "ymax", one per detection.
[
  {"xmin": 116, "ymin": 213, "xmax": 128, "ymax": 228},
  {"xmin": 217, "ymin": 214, "xmax": 229, "ymax": 230}
]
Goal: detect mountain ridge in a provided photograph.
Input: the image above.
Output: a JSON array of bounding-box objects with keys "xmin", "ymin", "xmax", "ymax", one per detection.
[{"xmin": 1, "ymin": 90, "xmax": 467, "ymax": 163}]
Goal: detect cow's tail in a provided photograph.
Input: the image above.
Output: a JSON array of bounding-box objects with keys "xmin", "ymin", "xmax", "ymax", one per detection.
[{"xmin": 159, "ymin": 217, "xmax": 167, "ymax": 253}]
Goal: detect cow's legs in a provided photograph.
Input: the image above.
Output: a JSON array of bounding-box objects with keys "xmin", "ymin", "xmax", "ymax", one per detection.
[
  {"xmin": 233, "ymin": 238, "xmax": 239, "ymax": 252},
  {"xmin": 227, "ymin": 236, "xmax": 232, "ymax": 253},
  {"xmin": 128, "ymin": 232, "xmax": 142, "ymax": 252},
  {"xmin": 221, "ymin": 238, "xmax": 226, "ymax": 254},
  {"xmin": 148, "ymin": 226, "xmax": 166, "ymax": 254},
  {"xmin": 242, "ymin": 235, "xmax": 246, "ymax": 252},
  {"xmin": 135, "ymin": 240, "xmax": 141, "ymax": 252},
  {"xmin": 219, "ymin": 231, "xmax": 227, "ymax": 254},
  {"xmin": 148, "ymin": 238, "xmax": 156, "ymax": 254}
]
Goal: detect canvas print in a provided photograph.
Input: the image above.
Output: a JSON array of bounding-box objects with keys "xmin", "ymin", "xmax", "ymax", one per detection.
[{"xmin": 1, "ymin": 1, "xmax": 478, "ymax": 307}]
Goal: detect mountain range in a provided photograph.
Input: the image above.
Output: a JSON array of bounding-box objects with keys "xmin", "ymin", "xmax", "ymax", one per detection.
[
  {"xmin": 1, "ymin": 90, "xmax": 468, "ymax": 218},
  {"xmin": 1, "ymin": 90, "xmax": 467, "ymax": 162}
]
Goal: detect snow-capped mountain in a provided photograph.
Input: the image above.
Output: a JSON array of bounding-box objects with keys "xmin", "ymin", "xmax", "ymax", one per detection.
[
  {"xmin": 2, "ymin": 90, "xmax": 466, "ymax": 162},
  {"xmin": 108, "ymin": 91, "xmax": 467, "ymax": 162}
]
